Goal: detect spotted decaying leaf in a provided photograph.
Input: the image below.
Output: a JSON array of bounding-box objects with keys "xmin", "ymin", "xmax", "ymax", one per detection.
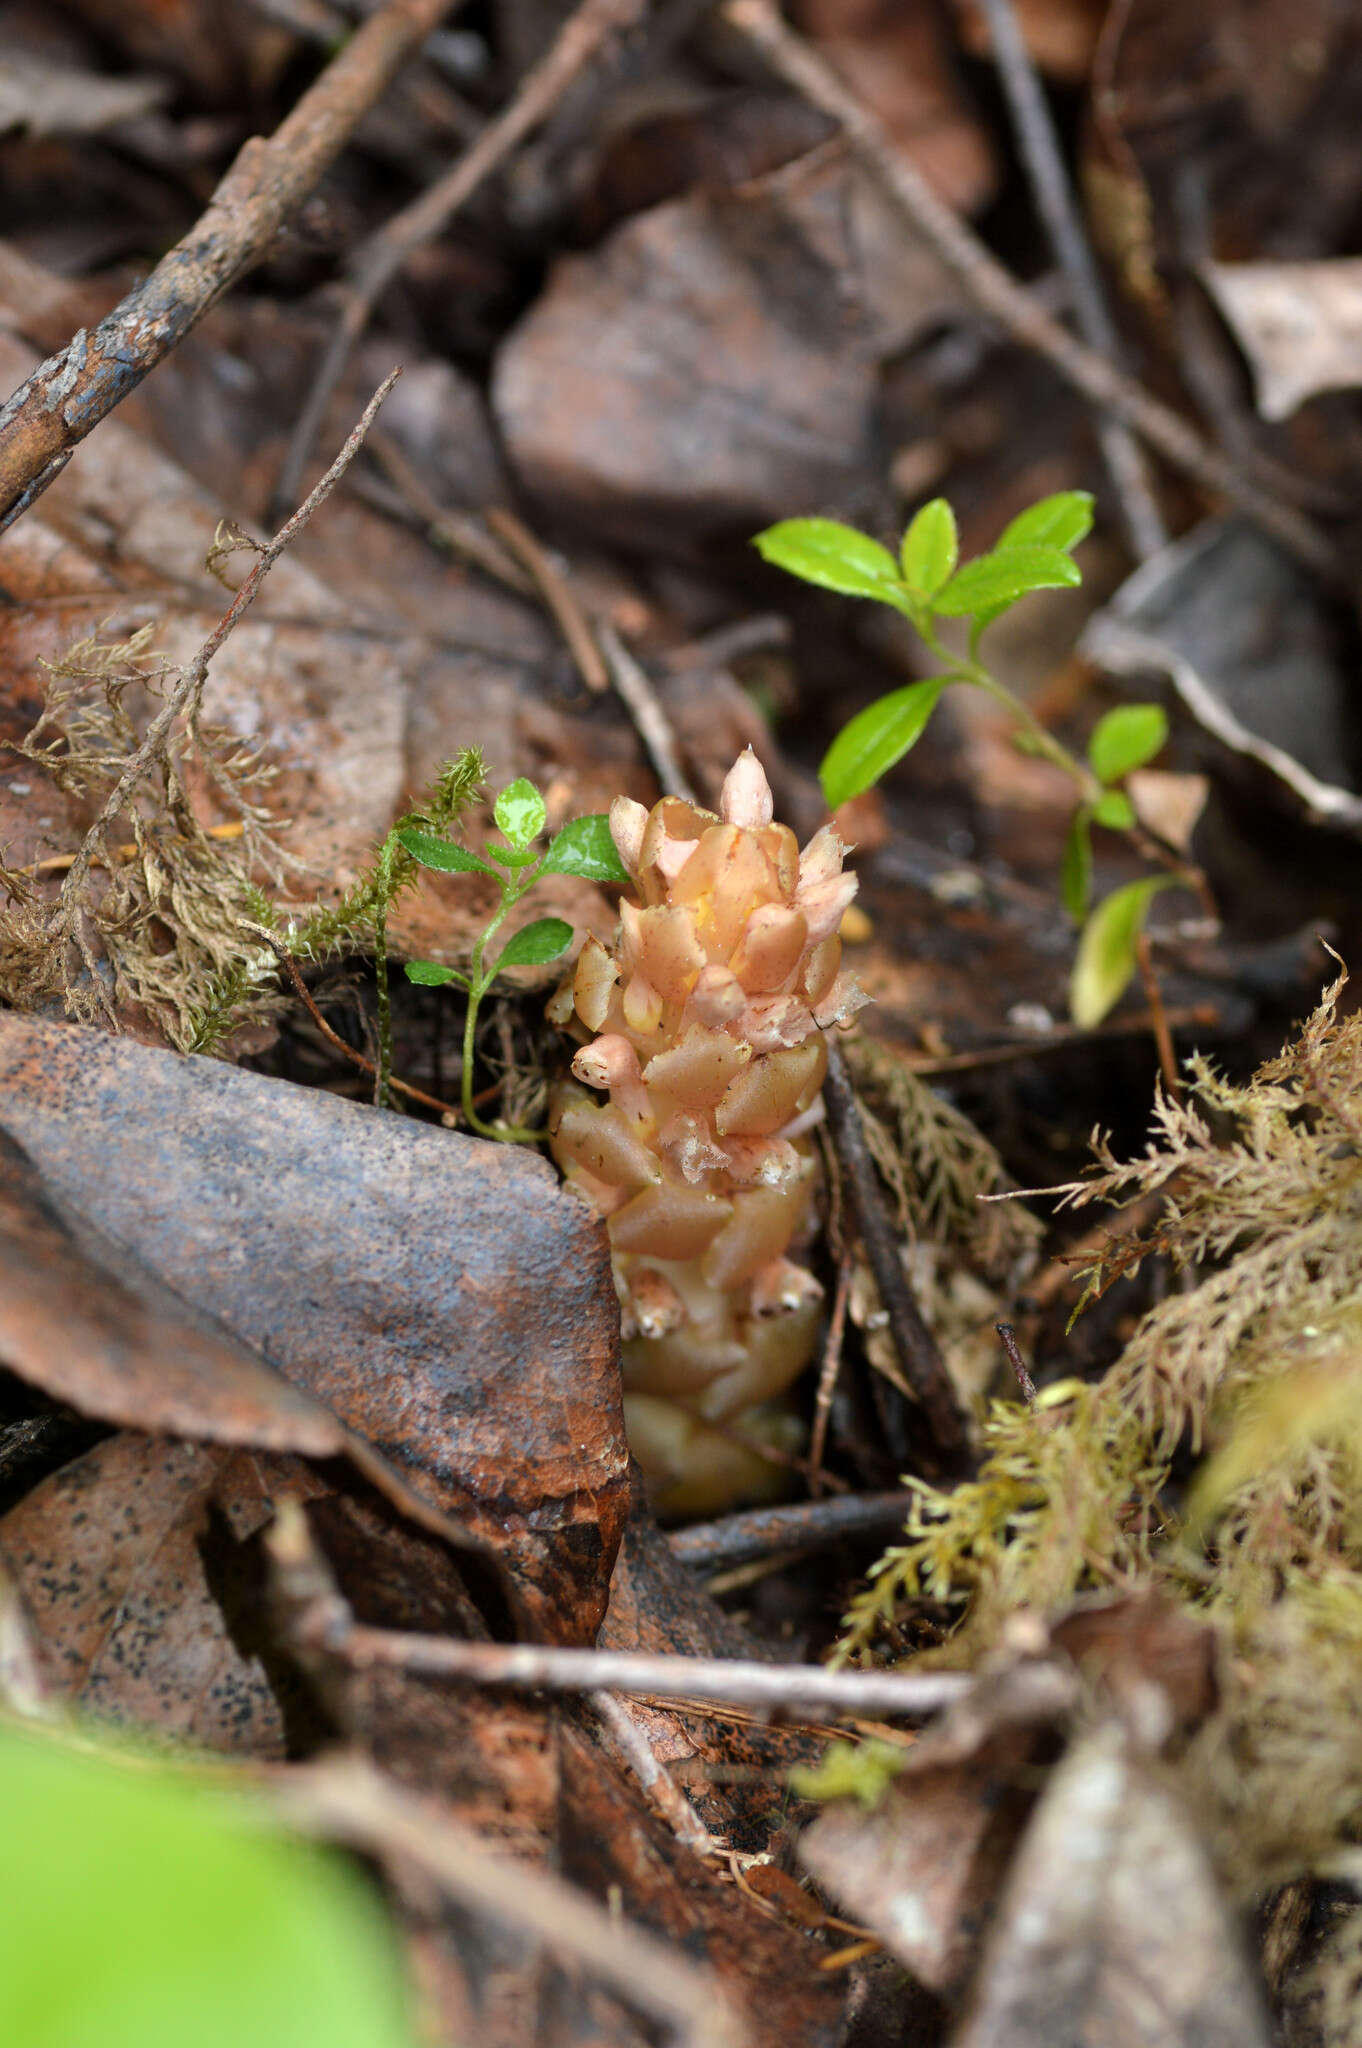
[{"xmin": 0, "ymin": 1012, "xmax": 630, "ymax": 1642}]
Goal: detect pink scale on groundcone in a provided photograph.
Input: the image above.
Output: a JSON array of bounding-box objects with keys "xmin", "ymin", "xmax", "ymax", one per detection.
[{"xmin": 550, "ymin": 748, "xmax": 866, "ymax": 1516}]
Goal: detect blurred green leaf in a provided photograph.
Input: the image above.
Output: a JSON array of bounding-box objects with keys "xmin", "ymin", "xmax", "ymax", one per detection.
[
  {"xmin": 754, "ymin": 519, "xmax": 910, "ymax": 610},
  {"xmin": 819, "ymin": 678, "xmax": 949, "ymax": 809},
  {"xmin": 494, "ymin": 917, "xmax": 573, "ymax": 971},
  {"xmin": 934, "ymin": 544, "xmax": 1082, "ymax": 619},
  {"xmin": 493, "ymin": 778, "xmax": 546, "ymax": 850},
  {"xmin": 899, "ymin": 498, "xmax": 958, "ymax": 598},
  {"xmin": 998, "ymin": 490, "xmax": 1095, "ymax": 553},
  {"xmin": 1070, "ymin": 877, "xmax": 1174, "ymax": 1029},
  {"xmin": 1088, "ymin": 704, "xmax": 1168, "ymax": 785},
  {"xmin": 404, "ymin": 960, "xmax": 463, "ymax": 987},
  {"xmin": 394, "ymin": 827, "xmax": 492, "ymax": 876},
  {"xmin": 0, "ymin": 1726, "xmax": 409, "ymax": 2048},
  {"xmin": 1060, "ymin": 810, "xmax": 1093, "ymax": 922},
  {"xmin": 540, "ymin": 814, "xmax": 630, "ymax": 884},
  {"xmin": 1091, "ymin": 789, "xmax": 1137, "ymax": 831}
]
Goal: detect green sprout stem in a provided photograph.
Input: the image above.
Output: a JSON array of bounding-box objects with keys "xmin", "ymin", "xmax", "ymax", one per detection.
[
  {"xmin": 915, "ymin": 620, "xmax": 1103, "ymax": 805},
  {"xmin": 459, "ymin": 868, "xmax": 548, "ymax": 1144}
]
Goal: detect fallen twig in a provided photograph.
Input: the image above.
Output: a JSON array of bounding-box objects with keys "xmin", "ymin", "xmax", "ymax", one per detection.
[
  {"xmin": 589, "ymin": 1687, "xmax": 718, "ymax": 1855},
  {"xmin": 273, "ymin": 0, "xmax": 653, "ymax": 516},
  {"xmin": 242, "ymin": 921, "xmax": 464, "ymax": 1120},
  {"xmin": 723, "ymin": 0, "xmax": 1342, "ymax": 584},
  {"xmin": 995, "ymin": 1322, "xmax": 1038, "ymax": 1406},
  {"xmin": 822, "ymin": 1040, "xmax": 972, "ymax": 1476},
  {"xmin": 807, "ymin": 1249, "xmax": 853, "ymax": 1496},
  {"xmin": 366, "ymin": 429, "xmax": 535, "ymax": 594},
  {"xmin": 0, "ymin": 0, "xmax": 451, "ymax": 530},
  {"xmin": 974, "ymin": 0, "xmax": 1167, "ymax": 560},
  {"xmin": 267, "ymin": 1498, "xmax": 1041, "ymax": 1720},
  {"xmin": 668, "ymin": 1487, "xmax": 914, "ymax": 1572},
  {"xmin": 272, "ymin": 1756, "xmax": 741, "ymax": 2048},
  {"xmin": 486, "ymin": 506, "xmax": 610, "ymax": 693},
  {"xmin": 596, "ymin": 620, "xmax": 699, "ymax": 804}
]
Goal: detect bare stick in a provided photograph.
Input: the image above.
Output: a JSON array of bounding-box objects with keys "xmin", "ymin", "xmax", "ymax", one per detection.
[
  {"xmin": 274, "ymin": 0, "xmax": 652, "ymax": 514},
  {"xmin": 668, "ymin": 1487, "xmax": 913, "ymax": 1571},
  {"xmin": 274, "ymin": 1757, "xmax": 741, "ymax": 2048},
  {"xmin": 1134, "ymin": 929, "xmax": 1182, "ymax": 1103},
  {"xmin": 807, "ymin": 1249, "xmax": 852, "ymax": 1495},
  {"xmin": 974, "ymin": 0, "xmax": 1166, "ymax": 560},
  {"xmin": 821, "ymin": 1040, "xmax": 971, "ymax": 1475},
  {"xmin": 722, "ymin": 0, "xmax": 1340, "ymax": 584},
  {"xmin": 49, "ymin": 373, "xmax": 401, "ymax": 1005},
  {"xmin": 596, "ymin": 620, "xmax": 699, "ymax": 803},
  {"xmin": 0, "ymin": 0, "xmax": 451, "ymax": 531},
  {"xmin": 243, "ymin": 921, "xmax": 465, "ymax": 1120},
  {"xmin": 366, "ymin": 429, "xmax": 535, "ymax": 593},
  {"xmin": 995, "ymin": 1322, "xmax": 1037, "ymax": 1406},
  {"xmin": 270, "ymin": 1519, "xmax": 995, "ymax": 1719},
  {"xmin": 291, "ymin": 1609, "xmax": 1076, "ymax": 1719},
  {"xmin": 589, "ymin": 1688, "xmax": 718, "ymax": 1856},
  {"xmin": 486, "ymin": 506, "xmax": 610, "ymax": 693}
]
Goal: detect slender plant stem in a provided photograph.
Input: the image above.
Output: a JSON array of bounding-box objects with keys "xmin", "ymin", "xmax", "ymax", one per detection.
[{"xmin": 459, "ymin": 873, "xmax": 550, "ymax": 1143}]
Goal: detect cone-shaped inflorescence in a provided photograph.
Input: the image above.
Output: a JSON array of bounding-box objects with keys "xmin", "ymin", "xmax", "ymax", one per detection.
[{"xmin": 549, "ymin": 749, "xmax": 866, "ymax": 1515}]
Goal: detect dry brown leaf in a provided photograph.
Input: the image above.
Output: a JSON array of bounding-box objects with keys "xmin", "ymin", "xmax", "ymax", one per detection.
[
  {"xmin": 0, "ymin": 1012, "xmax": 629, "ymax": 1642},
  {"xmin": 953, "ymin": 1721, "xmax": 1271, "ymax": 2047},
  {"xmin": 0, "ymin": 1433, "xmax": 326, "ymax": 1753},
  {"xmin": 1201, "ymin": 257, "xmax": 1362, "ymax": 423}
]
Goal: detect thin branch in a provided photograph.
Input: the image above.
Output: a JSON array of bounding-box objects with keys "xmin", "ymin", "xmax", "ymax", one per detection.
[
  {"xmin": 266, "ymin": 1492, "xmax": 1019, "ymax": 1719},
  {"xmin": 821, "ymin": 1040, "xmax": 972, "ymax": 1476},
  {"xmin": 668, "ymin": 1487, "xmax": 914, "ymax": 1572},
  {"xmin": 243, "ymin": 921, "xmax": 464, "ymax": 1120},
  {"xmin": 995, "ymin": 1322, "xmax": 1037, "ymax": 1406},
  {"xmin": 596, "ymin": 620, "xmax": 698, "ymax": 803},
  {"xmin": 974, "ymin": 0, "xmax": 1167, "ymax": 560},
  {"xmin": 0, "ymin": 0, "xmax": 452, "ymax": 531},
  {"xmin": 722, "ymin": 0, "xmax": 1342, "ymax": 585},
  {"xmin": 366, "ymin": 429, "xmax": 535, "ymax": 593},
  {"xmin": 273, "ymin": 0, "xmax": 653, "ymax": 515},
  {"xmin": 807, "ymin": 1248, "xmax": 852, "ymax": 1496},
  {"xmin": 273, "ymin": 1757, "xmax": 741, "ymax": 2048},
  {"xmin": 589, "ymin": 1688, "xmax": 718, "ymax": 1855},
  {"xmin": 486, "ymin": 507, "xmax": 610, "ymax": 693},
  {"xmin": 1134, "ymin": 928, "xmax": 1183, "ymax": 1102},
  {"xmin": 50, "ymin": 371, "xmax": 401, "ymax": 1004}
]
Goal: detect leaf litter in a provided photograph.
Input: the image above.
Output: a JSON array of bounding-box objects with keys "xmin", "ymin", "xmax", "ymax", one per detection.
[{"xmin": 1, "ymin": 0, "xmax": 1362, "ymax": 2042}]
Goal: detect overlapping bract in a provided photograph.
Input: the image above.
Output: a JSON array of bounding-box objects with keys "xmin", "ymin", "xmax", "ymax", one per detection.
[{"xmin": 549, "ymin": 750, "xmax": 865, "ymax": 1513}]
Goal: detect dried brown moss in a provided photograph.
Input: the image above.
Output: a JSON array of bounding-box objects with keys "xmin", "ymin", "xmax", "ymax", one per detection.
[{"xmin": 844, "ymin": 966, "xmax": 1362, "ymax": 1913}]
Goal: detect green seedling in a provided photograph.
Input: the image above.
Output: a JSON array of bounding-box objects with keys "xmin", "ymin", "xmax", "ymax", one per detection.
[
  {"xmin": 399, "ymin": 777, "xmax": 628, "ymax": 1142},
  {"xmin": 755, "ymin": 493, "xmax": 1197, "ymax": 1027}
]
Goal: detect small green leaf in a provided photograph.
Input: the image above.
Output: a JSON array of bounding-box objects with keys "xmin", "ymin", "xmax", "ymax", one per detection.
[
  {"xmin": 395, "ymin": 826, "xmax": 493, "ymax": 876},
  {"xmin": 405, "ymin": 960, "xmax": 463, "ymax": 986},
  {"xmin": 1070, "ymin": 877, "xmax": 1174, "ymax": 1029},
  {"xmin": 1087, "ymin": 703, "xmax": 1168, "ymax": 785},
  {"xmin": 753, "ymin": 518, "xmax": 910, "ymax": 610},
  {"xmin": 819, "ymin": 678, "xmax": 950, "ymax": 809},
  {"xmin": 494, "ymin": 917, "xmax": 573, "ymax": 971},
  {"xmin": 485, "ymin": 843, "xmax": 539, "ymax": 868},
  {"xmin": 998, "ymin": 490, "xmax": 1095, "ymax": 552},
  {"xmin": 1060, "ymin": 810, "xmax": 1093, "ymax": 921},
  {"xmin": 493, "ymin": 777, "xmax": 546, "ymax": 850},
  {"xmin": 1091, "ymin": 789, "xmax": 1136, "ymax": 831},
  {"xmin": 0, "ymin": 1724, "xmax": 410, "ymax": 2048},
  {"xmin": 899, "ymin": 498, "xmax": 958, "ymax": 598},
  {"xmin": 541, "ymin": 813, "xmax": 630, "ymax": 884},
  {"xmin": 935, "ymin": 544, "xmax": 1082, "ymax": 619}
]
